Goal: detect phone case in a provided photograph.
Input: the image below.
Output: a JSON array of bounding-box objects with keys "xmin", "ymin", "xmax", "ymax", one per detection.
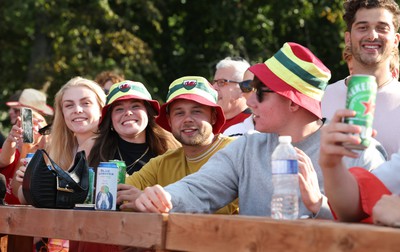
[{"xmin": 22, "ymin": 108, "xmax": 34, "ymax": 143}]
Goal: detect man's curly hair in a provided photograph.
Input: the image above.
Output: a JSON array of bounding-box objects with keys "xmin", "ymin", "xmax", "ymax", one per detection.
[{"xmin": 343, "ymin": 0, "xmax": 400, "ymax": 32}]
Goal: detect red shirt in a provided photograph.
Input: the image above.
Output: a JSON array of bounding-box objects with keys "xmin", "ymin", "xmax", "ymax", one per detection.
[
  {"xmin": 330, "ymin": 167, "xmax": 391, "ymax": 224},
  {"xmin": 0, "ymin": 148, "xmax": 21, "ymax": 204}
]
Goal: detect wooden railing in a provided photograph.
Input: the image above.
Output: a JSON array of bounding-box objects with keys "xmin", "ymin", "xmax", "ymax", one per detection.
[
  {"xmin": 1, "ymin": 205, "xmax": 400, "ymax": 251},
  {"xmin": 166, "ymin": 213, "xmax": 400, "ymax": 252},
  {"xmin": 0, "ymin": 205, "xmax": 167, "ymax": 251}
]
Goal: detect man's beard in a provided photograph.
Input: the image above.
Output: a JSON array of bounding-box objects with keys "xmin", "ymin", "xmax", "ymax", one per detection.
[{"xmin": 173, "ymin": 128, "xmax": 212, "ymax": 146}]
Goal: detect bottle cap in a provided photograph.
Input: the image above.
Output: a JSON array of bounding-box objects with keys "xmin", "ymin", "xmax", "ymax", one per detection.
[{"xmin": 278, "ymin": 136, "xmax": 292, "ymax": 143}]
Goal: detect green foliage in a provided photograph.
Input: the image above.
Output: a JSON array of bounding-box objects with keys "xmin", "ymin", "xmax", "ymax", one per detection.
[{"xmin": 0, "ymin": 0, "xmax": 347, "ymax": 134}]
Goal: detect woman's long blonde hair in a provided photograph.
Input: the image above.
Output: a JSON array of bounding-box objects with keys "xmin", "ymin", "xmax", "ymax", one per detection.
[{"xmin": 48, "ymin": 77, "xmax": 105, "ymax": 170}]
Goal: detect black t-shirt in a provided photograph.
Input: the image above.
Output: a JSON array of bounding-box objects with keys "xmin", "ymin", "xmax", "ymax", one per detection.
[{"xmin": 113, "ymin": 137, "xmax": 155, "ymax": 175}]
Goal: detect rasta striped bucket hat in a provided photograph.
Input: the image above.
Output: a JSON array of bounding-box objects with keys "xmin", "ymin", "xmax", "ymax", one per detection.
[
  {"xmin": 100, "ymin": 80, "xmax": 160, "ymax": 123},
  {"xmin": 156, "ymin": 76, "xmax": 225, "ymax": 134},
  {"xmin": 249, "ymin": 42, "xmax": 331, "ymax": 119}
]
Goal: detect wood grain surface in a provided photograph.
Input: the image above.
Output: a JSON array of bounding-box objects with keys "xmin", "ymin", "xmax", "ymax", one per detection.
[
  {"xmin": 0, "ymin": 205, "xmax": 167, "ymax": 250},
  {"xmin": 2, "ymin": 206, "xmax": 400, "ymax": 252},
  {"xmin": 166, "ymin": 213, "xmax": 400, "ymax": 252}
]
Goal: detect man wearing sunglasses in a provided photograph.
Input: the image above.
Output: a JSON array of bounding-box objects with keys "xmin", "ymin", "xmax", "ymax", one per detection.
[
  {"xmin": 239, "ymin": 69, "xmax": 255, "ymax": 99},
  {"xmin": 212, "ymin": 57, "xmax": 253, "ymax": 137},
  {"xmin": 134, "ymin": 42, "xmax": 385, "ymax": 217},
  {"xmin": 223, "ymin": 69, "xmax": 256, "ymax": 136}
]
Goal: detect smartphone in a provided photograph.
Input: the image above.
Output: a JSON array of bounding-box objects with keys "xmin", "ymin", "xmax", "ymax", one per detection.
[{"xmin": 21, "ymin": 107, "xmax": 34, "ymax": 143}]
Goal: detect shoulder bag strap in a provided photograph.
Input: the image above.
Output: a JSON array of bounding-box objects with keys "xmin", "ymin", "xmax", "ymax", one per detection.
[{"xmin": 40, "ymin": 149, "xmax": 85, "ymax": 191}]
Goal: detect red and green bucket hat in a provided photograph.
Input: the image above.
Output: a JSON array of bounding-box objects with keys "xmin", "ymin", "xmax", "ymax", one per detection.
[
  {"xmin": 101, "ymin": 81, "xmax": 160, "ymax": 123},
  {"xmin": 156, "ymin": 76, "xmax": 225, "ymax": 134}
]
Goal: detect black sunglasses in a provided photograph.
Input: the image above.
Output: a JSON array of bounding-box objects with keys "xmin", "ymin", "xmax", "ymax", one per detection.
[
  {"xmin": 38, "ymin": 123, "xmax": 52, "ymax": 136},
  {"xmin": 255, "ymin": 88, "xmax": 274, "ymax": 103},
  {"xmin": 239, "ymin": 80, "xmax": 253, "ymax": 93}
]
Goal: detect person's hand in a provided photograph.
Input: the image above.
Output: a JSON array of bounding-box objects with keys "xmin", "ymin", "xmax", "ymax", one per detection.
[
  {"xmin": 296, "ymin": 147, "xmax": 323, "ymax": 214},
  {"xmin": 373, "ymin": 194, "xmax": 400, "ymax": 226},
  {"xmin": 135, "ymin": 185, "xmax": 172, "ymax": 213},
  {"xmin": 6, "ymin": 118, "xmax": 23, "ymax": 146},
  {"xmin": 15, "ymin": 165, "xmax": 27, "ymax": 183},
  {"xmin": 117, "ymin": 184, "xmax": 143, "ymax": 211},
  {"xmin": 319, "ymin": 109, "xmax": 361, "ymax": 170}
]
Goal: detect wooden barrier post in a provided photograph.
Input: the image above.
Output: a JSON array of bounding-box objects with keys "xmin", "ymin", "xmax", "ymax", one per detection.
[{"xmin": 0, "ymin": 235, "xmax": 9, "ymax": 252}]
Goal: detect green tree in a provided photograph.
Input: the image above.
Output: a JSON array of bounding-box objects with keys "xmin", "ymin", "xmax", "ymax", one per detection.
[{"xmin": 0, "ymin": 0, "xmax": 347, "ymax": 134}]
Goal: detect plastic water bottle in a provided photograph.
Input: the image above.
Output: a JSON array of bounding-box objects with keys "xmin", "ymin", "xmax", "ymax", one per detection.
[{"xmin": 271, "ymin": 136, "xmax": 299, "ymax": 220}]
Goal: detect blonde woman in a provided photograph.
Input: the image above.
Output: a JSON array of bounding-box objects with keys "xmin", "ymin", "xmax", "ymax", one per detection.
[
  {"xmin": 13, "ymin": 77, "xmax": 105, "ymax": 251},
  {"xmin": 48, "ymin": 76, "xmax": 106, "ymax": 170},
  {"xmin": 16, "ymin": 77, "xmax": 105, "ymax": 200}
]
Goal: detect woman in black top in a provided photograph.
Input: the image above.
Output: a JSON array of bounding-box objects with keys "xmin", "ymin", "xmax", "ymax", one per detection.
[{"xmin": 89, "ymin": 80, "xmax": 180, "ymax": 174}]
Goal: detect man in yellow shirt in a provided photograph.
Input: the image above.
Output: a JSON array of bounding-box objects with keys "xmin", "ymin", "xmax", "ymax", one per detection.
[{"xmin": 117, "ymin": 76, "xmax": 238, "ymax": 214}]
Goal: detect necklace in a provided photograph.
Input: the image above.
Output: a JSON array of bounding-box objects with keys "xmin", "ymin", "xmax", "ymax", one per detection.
[
  {"xmin": 378, "ymin": 77, "xmax": 394, "ymax": 88},
  {"xmin": 117, "ymin": 145, "xmax": 149, "ymax": 173}
]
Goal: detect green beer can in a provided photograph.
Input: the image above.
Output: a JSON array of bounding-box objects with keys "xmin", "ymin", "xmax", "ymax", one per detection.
[
  {"xmin": 344, "ymin": 74, "xmax": 377, "ymax": 150},
  {"xmin": 110, "ymin": 160, "xmax": 127, "ymax": 184},
  {"xmin": 84, "ymin": 167, "xmax": 95, "ymax": 204}
]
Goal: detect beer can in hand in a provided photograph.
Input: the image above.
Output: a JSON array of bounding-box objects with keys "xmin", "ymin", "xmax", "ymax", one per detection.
[{"xmin": 344, "ymin": 74, "xmax": 377, "ymax": 150}]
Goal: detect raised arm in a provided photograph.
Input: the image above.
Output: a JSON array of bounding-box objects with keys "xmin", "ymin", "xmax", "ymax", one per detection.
[
  {"xmin": 0, "ymin": 118, "xmax": 22, "ymax": 168},
  {"xmin": 319, "ymin": 109, "xmax": 368, "ymax": 222}
]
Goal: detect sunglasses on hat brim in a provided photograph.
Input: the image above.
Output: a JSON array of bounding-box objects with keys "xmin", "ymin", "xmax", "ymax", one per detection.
[
  {"xmin": 239, "ymin": 80, "xmax": 253, "ymax": 93},
  {"xmin": 38, "ymin": 123, "xmax": 52, "ymax": 136}
]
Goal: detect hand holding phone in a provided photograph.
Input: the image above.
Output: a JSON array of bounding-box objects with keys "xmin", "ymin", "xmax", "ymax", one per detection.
[{"xmin": 21, "ymin": 107, "xmax": 34, "ymax": 143}]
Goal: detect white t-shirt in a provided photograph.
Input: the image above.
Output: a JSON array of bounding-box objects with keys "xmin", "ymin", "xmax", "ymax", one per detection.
[
  {"xmin": 322, "ymin": 78, "xmax": 400, "ymax": 157},
  {"xmin": 372, "ymin": 150, "xmax": 400, "ymax": 194},
  {"xmin": 223, "ymin": 116, "xmax": 256, "ymax": 137}
]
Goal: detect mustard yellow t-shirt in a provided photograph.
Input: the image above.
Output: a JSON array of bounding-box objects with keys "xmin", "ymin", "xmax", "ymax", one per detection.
[{"xmin": 125, "ymin": 134, "xmax": 238, "ymax": 214}]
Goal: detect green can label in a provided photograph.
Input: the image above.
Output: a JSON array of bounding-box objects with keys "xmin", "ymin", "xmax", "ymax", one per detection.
[
  {"xmin": 344, "ymin": 75, "xmax": 377, "ymax": 149},
  {"xmin": 110, "ymin": 160, "xmax": 126, "ymax": 184}
]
